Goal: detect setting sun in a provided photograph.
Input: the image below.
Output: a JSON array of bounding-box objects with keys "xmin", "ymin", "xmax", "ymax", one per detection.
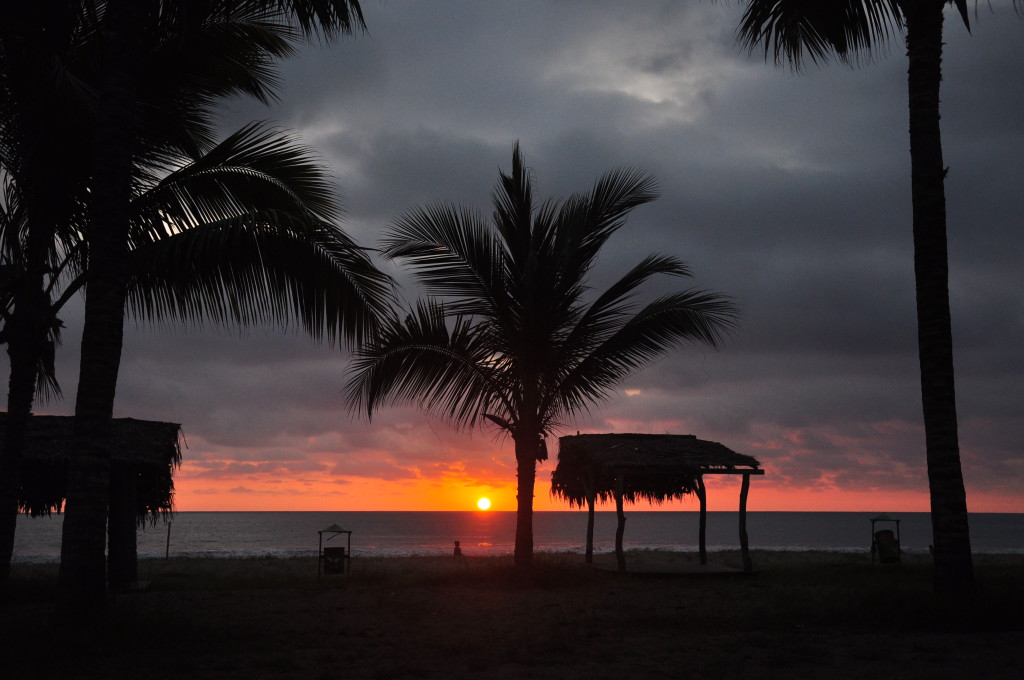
[{"xmin": 476, "ymin": 497, "xmax": 491, "ymax": 510}]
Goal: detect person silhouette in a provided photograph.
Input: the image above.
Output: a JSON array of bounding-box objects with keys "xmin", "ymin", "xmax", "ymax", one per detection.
[{"xmin": 453, "ymin": 540, "xmax": 463, "ymax": 557}]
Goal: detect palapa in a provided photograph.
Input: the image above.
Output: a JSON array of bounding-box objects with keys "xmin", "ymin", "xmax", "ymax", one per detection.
[
  {"xmin": 552, "ymin": 433, "xmax": 763, "ymax": 572},
  {"xmin": 3, "ymin": 414, "xmax": 182, "ymax": 518},
  {"xmin": 1, "ymin": 413, "xmax": 183, "ymax": 587}
]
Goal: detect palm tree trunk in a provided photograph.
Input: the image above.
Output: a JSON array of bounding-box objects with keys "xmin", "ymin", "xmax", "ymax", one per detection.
[
  {"xmin": 0, "ymin": 263, "xmax": 54, "ymax": 583},
  {"xmin": 513, "ymin": 434, "xmax": 537, "ymax": 567},
  {"xmin": 0, "ymin": 10, "xmax": 84, "ymax": 583},
  {"xmin": 58, "ymin": 0, "xmax": 144, "ymax": 616},
  {"xmin": 107, "ymin": 461, "xmax": 138, "ymax": 590},
  {"xmin": 902, "ymin": 0, "xmax": 973, "ymax": 593},
  {"xmin": 0, "ymin": 313, "xmax": 44, "ymax": 583}
]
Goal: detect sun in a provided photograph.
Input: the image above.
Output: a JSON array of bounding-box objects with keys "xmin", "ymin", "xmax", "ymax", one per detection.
[{"xmin": 476, "ymin": 497, "xmax": 492, "ymax": 511}]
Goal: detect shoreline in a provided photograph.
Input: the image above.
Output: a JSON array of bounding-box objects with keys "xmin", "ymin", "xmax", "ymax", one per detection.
[{"xmin": 10, "ymin": 543, "xmax": 1024, "ymax": 566}]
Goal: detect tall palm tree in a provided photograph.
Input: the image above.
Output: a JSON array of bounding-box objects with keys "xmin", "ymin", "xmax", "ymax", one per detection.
[
  {"xmin": 732, "ymin": 0, "xmax": 1019, "ymax": 592},
  {"xmin": 0, "ymin": 1, "xmax": 369, "ymax": 611},
  {"xmin": 0, "ymin": 122, "xmax": 391, "ymax": 585},
  {"xmin": 346, "ymin": 144, "xmax": 738, "ymax": 566},
  {"xmin": 0, "ymin": 0, "xmax": 103, "ymax": 586}
]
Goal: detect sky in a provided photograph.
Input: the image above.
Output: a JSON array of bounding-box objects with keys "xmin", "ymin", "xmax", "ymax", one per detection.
[{"xmin": 20, "ymin": 1, "xmax": 1024, "ymax": 513}]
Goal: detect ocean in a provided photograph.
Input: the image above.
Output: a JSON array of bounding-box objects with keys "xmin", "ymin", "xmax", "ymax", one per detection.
[{"xmin": 11, "ymin": 511, "xmax": 1024, "ymax": 563}]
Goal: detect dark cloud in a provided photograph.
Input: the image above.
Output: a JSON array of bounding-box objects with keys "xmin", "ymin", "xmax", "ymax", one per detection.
[{"xmin": 11, "ymin": 1, "xmax": 1022, "ymax": 508}]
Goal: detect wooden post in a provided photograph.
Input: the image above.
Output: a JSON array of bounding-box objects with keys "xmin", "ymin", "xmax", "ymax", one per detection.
[
  {"xmin": 739, "ymin": 472, "xmax": 752, "ymax": 573},
  {"xmin": 614, "ymin": 476, "xmax": 626, "ymax": 573},
  {"xmin": 585, "ymin": 494, "xmax": 596, "ymax": 564},
  {"xmin": 583, "ymin": 476, "xmax": 596, "ymax": 564},
  {"xmin": 165, "ymin": 520, "xmax": 171, "ymax": 559},
  {"xmin": 696, "ymin": 475, "xmax": 708, "ymax": 565}
]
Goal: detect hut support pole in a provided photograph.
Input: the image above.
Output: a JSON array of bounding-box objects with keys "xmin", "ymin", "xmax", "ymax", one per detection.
[
  {"xmin": 582, "ymin": 476, "xmax": 596, "ymax": 564},
  {"xmin": 739, "ymin": 472, "xmax": 752, "ymax": 572},
  {"xmin": 614, "ymin": 476, "xmax": 626, "ymax": 573},
  {"xmin": 585, "ymin": 493, "xmax": 596, "ymax": 564},
  {"xmin": 696, "ymin": 475, "xmax": 708, "ymax": 565}
]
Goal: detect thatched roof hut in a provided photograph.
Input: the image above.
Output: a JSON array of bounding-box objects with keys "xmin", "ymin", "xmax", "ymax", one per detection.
[
  {"xmin": 3, "ymin": 413, "xmax": 182, "ymax": 588},
  {"xmin": 552, "ymin": 433, "xmax": 764, "ymax": 572},
  {"xmin": 2, "ymin": 413, "xmax": 182, "ymax": 521},
  {"xmin": 552, "ymin": 433, "xmax": 759, "ymax": 507}
]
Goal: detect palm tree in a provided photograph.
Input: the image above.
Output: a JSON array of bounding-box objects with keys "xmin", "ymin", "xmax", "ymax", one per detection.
[
  {"xmin": 0, "ymin": 122, "xmax": 391, "ymax": 585},
  {"xmin": 0, "ymin": 1, "xmax": 370, "ymax": 610},
  {"xmin": 0, "ymin": 0, "xmax": 103, "ymax": 586},
  {"xmin": 731, "ymin": 0, "xmax": 1020, "ymax": 592},
  {"xmin": 346, "ymin": 144, "xmax": 738, "ymax": 566},
  {"xmin": 112, "ymin": 122, "xmax": 389, "ymax": 588}
]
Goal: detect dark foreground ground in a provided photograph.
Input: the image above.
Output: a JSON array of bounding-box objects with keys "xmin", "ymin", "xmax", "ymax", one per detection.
[{"xmin": 4, "ymin": 551, "xmax": 1023, "ymax": 679}]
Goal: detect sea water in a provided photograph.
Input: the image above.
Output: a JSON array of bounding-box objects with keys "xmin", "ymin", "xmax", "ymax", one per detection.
[{"xmin": 12, "ymin": 511, "xmax": 1024, "ymax": 563}]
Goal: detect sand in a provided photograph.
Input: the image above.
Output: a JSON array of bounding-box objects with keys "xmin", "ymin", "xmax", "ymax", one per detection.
[{"xmin": 4, "ymin": 550, "xmax": 1023, "ymax": 679}]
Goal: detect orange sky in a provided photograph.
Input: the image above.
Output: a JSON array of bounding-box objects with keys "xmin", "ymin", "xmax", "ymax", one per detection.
[
  {"xmin": 171, "ymin": 459, "xmax": 1023, "ymax": 514},
  {"xmin": 165, "ymin": 413, "xmax": 1024, "ymax": 515}
]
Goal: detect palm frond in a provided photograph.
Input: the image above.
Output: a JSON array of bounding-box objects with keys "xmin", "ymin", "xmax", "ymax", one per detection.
[
  {"xmin": 131, "ymin": 121, "xmax": 340, "ymax": 233},
  {"xmin": 736, "ymin": 0, "xmax": 903, "ymax": 70},
  {"xmin": 561, "ymin": 253, "xmax": 694, "ymax": 352},
  {"xmin": 953, "ymin": 0, "xmax": 970, "ymax": 30},
  {"xmin": 548, "ymin": 290, "xmax": 738, "ymax": 419},
  {"xmin": 131, "ymin": 12, "xmax": 299, "ymax": 170},
  {"xmin": 0, "ymin": 172, "xmax": 26, "ymax": 265},
  {"xmin": 345, "ymin": 300, "xmax": 513, "ymax": 428},
  {"xmin": 381, "ymin": 203, "xmax": 505, "ymax": 311},
  {"xmin": 128, "ymin": 2, "xmax": 366, "ymax": 171},
  {"xmin": 118, "ymin": 120, "xmax": 392, "ymax": 345},
  {"xmin": 146, "ymin": 3, "xmax": 297, "ymax": 111},
  {"xmin": 491, "ymin": 141, "xmax": 536, "ymax": 268},
  {"xmin": 275, "ymin": 0, "xmax": 368, "ymax": 41},
  {"xmin": 127, "ymin": 211, "xmax": 391, "ymax": 346},
  {"xmin": 550, "ymin": 167, "xmax": 659, "ymax": 294},
  {"xmin": 34, "ymin": 323, "xmax": 64, "ymax": 404}
]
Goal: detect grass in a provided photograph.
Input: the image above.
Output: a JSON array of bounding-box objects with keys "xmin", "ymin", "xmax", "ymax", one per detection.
[{"xmin": 4, "ymin": 551, "xmax": 1023, "ymax": 679}]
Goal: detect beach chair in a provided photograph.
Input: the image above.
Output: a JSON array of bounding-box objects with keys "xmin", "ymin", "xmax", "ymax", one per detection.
[
  {"xmin": 318, "ymin": 525, "xmax": 352, "ymax": 576},
  {"xmin": 872, "ymin": 529, "xmax": 901, "ymax": 565},
  {"xmin": 323, "ymin": 546, "xmax": 348, "ymax": 574}
]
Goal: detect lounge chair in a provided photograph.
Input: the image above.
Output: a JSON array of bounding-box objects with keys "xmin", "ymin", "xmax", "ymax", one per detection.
[{"xmin": 872, "ymin": 529, "xmax": 901, "ymax": 565}]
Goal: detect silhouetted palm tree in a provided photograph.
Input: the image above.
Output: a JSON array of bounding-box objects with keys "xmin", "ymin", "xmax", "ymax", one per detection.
[
  {"xmin": 0, "ymin": 122, "xmax": 391, "ymax": 585},
  {"xmin": 62, "ymin": 0, "xmax": 367, "ymax": 614},
  {"xmin": 347, "ymin": 144, "xmax": 737, "ymax": 566},
  {"xmin": 0, "ymin": 1, "xmax": 370, "ymax": 610},
  {"xmin": 0, "ymin": 1, "xmax": 105, "ymax": 586},
  {"xmin": 733, "ymin": 0, "xmax": 1020, "ymax": 593}
]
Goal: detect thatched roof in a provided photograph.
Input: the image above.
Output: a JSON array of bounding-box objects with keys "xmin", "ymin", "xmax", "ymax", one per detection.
[
  {"xmin": 1, "ymin": 413, "xmax": 182, "ymax": 521},
  {"xmin": 551, "ymin": 433, "xmax": 760, "ymax": 508}
]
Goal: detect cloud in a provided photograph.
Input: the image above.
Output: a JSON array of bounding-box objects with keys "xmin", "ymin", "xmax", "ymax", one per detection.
[{"xmin": 10, "ymin": 1, "xmax": 1021, "ymax": 511}]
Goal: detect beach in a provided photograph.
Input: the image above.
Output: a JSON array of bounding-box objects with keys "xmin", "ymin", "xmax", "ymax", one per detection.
[
  {"xmin": 5, "ymin": 550, "xmax": 1023, "ymax": 679},
  {"xmin": 16, "ymin": 511, "xmax": 1024, "ymax": 562}
]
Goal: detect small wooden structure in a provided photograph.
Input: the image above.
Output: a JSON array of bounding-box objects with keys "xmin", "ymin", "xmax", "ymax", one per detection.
[
  {"xmin": 2, "ymin": 413, "xmax": 182, "ymax": 586},
  {"xmin": 870, "ymin": 514, "xmax": 901, "ymax": 565},
  {"xmin": 318, "ymin": 523, "xmax": 352, "ymax": 576},
  {"xmin": 552, "ymin": 433, "xmax": 763, "ymax": 572}
]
